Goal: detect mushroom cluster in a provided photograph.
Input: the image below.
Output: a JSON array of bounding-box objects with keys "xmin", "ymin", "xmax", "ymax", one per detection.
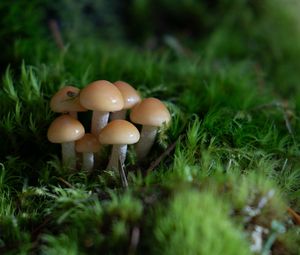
[{"xmin": 47, "ymin": 80, "xmax": 171, "ymax": 174}]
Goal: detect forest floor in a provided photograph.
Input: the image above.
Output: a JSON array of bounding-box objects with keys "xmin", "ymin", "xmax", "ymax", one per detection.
[{"xmin": 1, "ymin": 1, "xmax": 300, "ymax": 254}]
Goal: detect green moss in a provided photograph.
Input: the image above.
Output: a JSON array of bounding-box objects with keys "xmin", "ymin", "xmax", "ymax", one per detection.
[{"xmin": 154, "ymin": 190, "xmax": 251, "ymax": 255}]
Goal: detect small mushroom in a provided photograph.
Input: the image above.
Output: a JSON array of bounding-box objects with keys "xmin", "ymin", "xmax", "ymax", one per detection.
[
  {"xmin": 50, "ymin": 86, "xmax": 87, "ymax": 119},
  {"xmin": 110, "ymin": 81, "xmax": 141, "ymax": 120},
  {"xmin": 47, "ymin": 115, "xmax": 85, "ymax": 169},
  {"xmin": 80, "ymin": 80, "xmax": 124, "ymax": 136},
  {"xmin": 75, "ymin": 133, "xmax": 100, "ymax": 171},
  {"xmin": 98, "ymin": 120, "xmax": 140, "ymax": 173},
  {"xmin": 130, "ymin": 98, "xmax": 171, "ymax": 161}
]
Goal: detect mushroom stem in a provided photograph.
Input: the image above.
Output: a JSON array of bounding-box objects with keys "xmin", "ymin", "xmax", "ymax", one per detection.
[
  {"xmin": 91, "ymin": 111, "xmax": 109, "ymax": 136},
  {"xmin": 61, "ymin": 142, "xmax": 76, "ymax": 169},
  {"xmin": 69, "ymin": 111, "xmax": 78, "ymax": 119},
  {"xmin": 135, "ymin": 125, "xmax": 157, "ymax": 161},
  {"xmin": 82, "ymin": 152, "xmax": 94, "ymax": 171},
  {"xmin": 110, "ymin": 109, "xmax": 127, "ymax": 121},
  {"xmin": 107, "ymin": 144, "xmax": 127, "ymax": 172}
]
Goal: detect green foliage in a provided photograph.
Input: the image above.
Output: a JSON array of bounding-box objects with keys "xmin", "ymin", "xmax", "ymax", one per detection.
[
  {"xmin": 41, "ymin": 234, "xmax": 80, "ymax": 255},
  {"xmin": 0, "ymin": 191, "xmax": 32, "ymax": 254}
]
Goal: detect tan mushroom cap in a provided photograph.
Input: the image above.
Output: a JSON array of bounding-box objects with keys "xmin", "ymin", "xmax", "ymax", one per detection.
[
  {"xmin": 98, "ymin": 120, "xmax": 140, "ymax": 145},
  {"xmin": 130, "ymin": 98, "xmax": 171, "ymax": 127},
  {"xmin": 75, "ymin": 133, "xmax": 100, "ymax": 153},
  {"xmin": 50, "ymin": 86, "xmax": 87, "ymax": 113},
  {"xmin": 80, "ymin": 80, "xmax": 124, "ymax": 112},
  {"xmin": 47, "ymin": 115, "xmax": 85, "ymax": 143},
  {"xmin": 114, "ymin": 81, "xmax": 141, "ymax": 109}
]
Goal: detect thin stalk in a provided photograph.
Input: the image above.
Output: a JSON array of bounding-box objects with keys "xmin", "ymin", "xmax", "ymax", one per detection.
[
  {"xmin": 49, "ymin": 19, "xmax": 65, "ymax": 50},
  {"xmin": 110, "ymin": 109, "xmax": 127, "ymax": 120},
  {"xmin": 135, "ymin": 126, "xmax": 157, "ymax": 161},
  {"xmin": 82, "ymin": 152, "xmax": 94, "ymax": 171},
  {"xmin": 107, "ymin": 144, "xmax": 127, "ymax": 173},
  {"xmin": 91, "ymin": 111, "xmax": 109, "ymax": 136},
  {"xmin": 61, "ymin": 142, "xmax": 76, "ymax": 169},
  {"xmin": 119, "ymin": 159, "xmax": 128, "ymax": 188}
]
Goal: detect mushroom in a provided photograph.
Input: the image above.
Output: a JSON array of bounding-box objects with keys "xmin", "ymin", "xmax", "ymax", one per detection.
[
  {"xmin": 75, "ymin": 133, "xmax": 100, "ymax": 171},
  {"xmin": 98, "ymin": 120, "xmax": 140, "ymax": 173},
  {"xmin": 47, "ymin": 115, "xmax": 85, "ymax": 169},
  {"xmin": 110, "ymin": 81, "xmax": 141, "ymax": 120},
  {"xmin": 50, "ymin": 86, "xmax": 87, "ymax": 119},
  {"xmin": 130, "ymin": 98, "xmax": 171, "ymax": 161},
  {"xmin": 79, "ymin": 80, "xmax": 124, "ymax": 136}
]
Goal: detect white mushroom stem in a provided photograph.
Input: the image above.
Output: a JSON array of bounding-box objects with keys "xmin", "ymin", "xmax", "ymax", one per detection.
[
  {"xmin": 135, "ymin": 125, "xmax": 157, "ymax": 161},
  {"xmin": 69, "ymin": 111, "xmax": 78, "ymax": 119},
  {"xmin": 82, "ymin": 152, "xmax": 94, "ymax": 171},
  {"xmin": 91, "ymin": 111, "xmax": 109, "ymax": 136},
  {"xmin": 110, "ymin": 109, "xmax": 127, "ymax": 121},
  {"xmin": 107, "ymin": 144, "xmax": 127, "ymax": 172},
  {"xmin": 61, "ymin": 142, "xmax": 76, "ymax": 169}
]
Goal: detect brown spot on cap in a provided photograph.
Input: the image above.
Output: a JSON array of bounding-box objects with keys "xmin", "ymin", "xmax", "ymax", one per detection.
[
  {"xmin": 50, "ymin": 86, "xmax": 87, "ymax": 113},
  {"xmin": 47, "ymin": 115, "xmax": 85, "ymax": 143},
  {"xmin": 130, "ymin": 98, "xmax": 171, "ymax": 126},
  {"xmin": 75, "ymin": 133, "xmax": 100, "ymax": 153},
  {"xmin": 80, "ymin": 80, "xmax": 124, "ymax": 112},
  {"xmin": 98, "ymin": 120, "xmax": 140, "ymax": 145},
  {"xmin": 114, "ymin": 81, "xmax": 141, "ymax": 109}
]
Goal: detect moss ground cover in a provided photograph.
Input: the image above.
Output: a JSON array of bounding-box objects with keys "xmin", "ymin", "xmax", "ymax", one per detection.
[{"xmin": 0, "ymin": 0, "xmax": 300, "ymax": 254}]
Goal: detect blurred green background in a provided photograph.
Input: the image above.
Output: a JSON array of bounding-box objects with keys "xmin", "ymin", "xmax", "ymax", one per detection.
[{"xmin": 1, "ymin": 0, "xmax": 300, "ymax": 97}]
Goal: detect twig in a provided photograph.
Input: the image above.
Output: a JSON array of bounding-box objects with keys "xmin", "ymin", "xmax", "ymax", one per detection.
[
  {"xmin": 281, "ymin": 108, "xmax": 294, "ymax": 136},
  {"xmin": 287, "ymin": 207, "xmax": 300, "ymax": 225},
  {"xmin": 119, "ymin": 157, "xmax": 128, "ymax": 189},
  {"xmin": 250, "ymin": 100, "xmax": 295, "ymax": 138},
  {"xmin": 57, "ymin": 177, "xmax": 73, "ymax": 188},
  {"xmin": 128, "ymin": 226, "xmax": 140, "ymax": 255},
  {"xmin": 48, "ymin": 19, "xmax": 65, "ymax": 50},
  {"xmin": 29, "ymin": 216, "xmax": 52, "ymax": 252},
  {"xmin": 146, "ymin": 139, "xmax": 178, "ymax": 174},
  {"xmin": 31, "ymin": 216, "xmax": 52, "ymax": 237},
  {"xmin": 250, "ymin": 101, "xmax": 282, "ymax": 111}
]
